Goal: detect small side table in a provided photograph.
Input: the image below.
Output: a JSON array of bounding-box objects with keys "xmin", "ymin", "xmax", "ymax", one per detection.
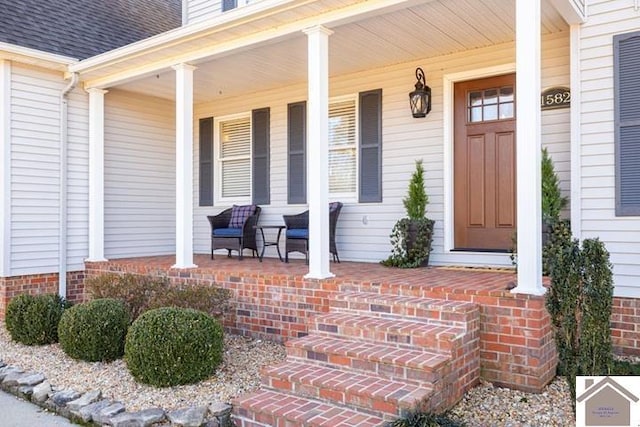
[{"xmin": 255, "ymin": 225, "xmax": 285, "ymax": 262}]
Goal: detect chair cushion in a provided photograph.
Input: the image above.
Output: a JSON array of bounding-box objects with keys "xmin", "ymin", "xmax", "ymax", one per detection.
[
  {"xmin": 229, "ymin": 204, "xmax": 256, "ymax": 228},
  {"xmin": 213, "ymin": 228, "xmax": 242, "ymax": 237},
  {"xmin": 286, "ymin": 228, "xmax": 309, "ymax": 239}
]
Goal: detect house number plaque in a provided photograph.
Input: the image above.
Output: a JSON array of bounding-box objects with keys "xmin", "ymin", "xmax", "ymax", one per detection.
[{"xmin": 541, "ymin": 86, "xmax": 570, "ymax": 110}]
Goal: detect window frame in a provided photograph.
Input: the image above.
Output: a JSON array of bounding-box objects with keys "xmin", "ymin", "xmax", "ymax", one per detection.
[
  {"xmin": 213, "ymin": 112, "xmax": 253, "ymax": 206},
  {"xmin": 222, "ymin": 0, "xmax": 251, "ymax": 12},
  {"xmin": 328, "ymin": 94, "xmax": 359, "ymax": 202}
]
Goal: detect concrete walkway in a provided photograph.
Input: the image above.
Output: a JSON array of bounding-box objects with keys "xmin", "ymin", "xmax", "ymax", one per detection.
[{"xmin": 0, "ymin": 390, "xmax": 78, "ymax": 426}]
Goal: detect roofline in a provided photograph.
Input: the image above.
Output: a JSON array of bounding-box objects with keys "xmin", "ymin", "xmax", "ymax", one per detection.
[
  {"xmin": 0, "ymin": 42, "xmax": 78, "ymax": 71},
  {"xmin": 70, "ymin": 0, "xmax": 427, "ymax": 89},
  {"xmin": 68, "ymin": 0, "xmax": 309, "ymax": 74}
]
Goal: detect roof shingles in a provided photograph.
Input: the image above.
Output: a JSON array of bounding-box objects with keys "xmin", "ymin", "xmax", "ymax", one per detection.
[{"xmin": 0, "ymin": 0, "xmax": 182, "ymax": 59}]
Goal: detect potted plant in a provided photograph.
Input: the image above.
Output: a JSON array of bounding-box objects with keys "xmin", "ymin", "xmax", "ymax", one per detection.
[
  {"xmin": 382, "ymin": 160, "xmax": 435, "ymax": 268},
  {"xmin": 541, "ymin": 147, "xmax": 568, "ymax": 245}
]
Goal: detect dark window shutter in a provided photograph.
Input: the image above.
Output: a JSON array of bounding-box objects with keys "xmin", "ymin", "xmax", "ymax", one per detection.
[
  {"xmin": 288, "ymin": 101, "xmax": 307, "ymax": 204},
  {"xmin": 359, "ymin": 89, "xmax": 383, "ymax": 203},
  {"xmin": 199, "ymin": 117, "xmax": 214, "ymax": 206},
  {"xmin": 222, "ymin": 0, "xmax": 236, "ymax": 12},
  {"xmin": 252, "ymin": 107, "xmax": 270, "ymax": 205},
  {"xmin": 615, "ymin": 31, "xmax": 640, "ymax": 216}
]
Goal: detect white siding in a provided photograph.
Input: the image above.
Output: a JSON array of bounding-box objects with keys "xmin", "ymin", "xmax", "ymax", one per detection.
[
  {"xmin": 578, "ymin": 0, "xmax": 640, "ymax": 297},
  {"xmin": 10, "ymin": 65, "xmax": 63, "ymax": 275},
  {"xmin": 185, "ymin": 0, "xmax": 223, "ymax": 24},
  {"xmin": 542, "ymin": 32, "xmax": 572, "ymax": 218},
  {"xmin": 104, "ymin": 90, "xmax": 176, "ymax": 259},
  {"xmin": 8, "ymin": 64, "xmax": 90, "ymax": 276},
  {"xmin": 194, "ymin": 32, "xmax": 570, "ymax": 265}
]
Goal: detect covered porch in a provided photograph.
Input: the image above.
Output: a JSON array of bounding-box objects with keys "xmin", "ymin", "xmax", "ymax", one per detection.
[
  {"xmin": 85, "ymin": 255, "xmax": 555, "ymax": 393},
  {"xmin": 71, "ymin": 0, "xmax": 586, "ymax": 299}
]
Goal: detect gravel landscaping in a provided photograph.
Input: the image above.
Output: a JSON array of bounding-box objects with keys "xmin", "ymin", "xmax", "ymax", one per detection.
[{"xmin": 0, "ymin": 323, "xmax": 575, "ymax": 426}]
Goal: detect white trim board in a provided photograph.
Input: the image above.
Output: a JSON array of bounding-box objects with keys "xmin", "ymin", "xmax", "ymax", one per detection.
[
  {"xmin": 569, "ymin": 24, "xmax": 581, "ymax": 239},
  {"xmin": 442, "ymin": 63, "xmax": 516, "ymax": 265},
  {"xmin": 0, "ymin": 60, "xmax": 10, "ymax": 277}
]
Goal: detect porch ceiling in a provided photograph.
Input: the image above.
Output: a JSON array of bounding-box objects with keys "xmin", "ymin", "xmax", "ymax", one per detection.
[{"xmin": 111, "ymin": 0, "xmax": 568, "ymax": 103}]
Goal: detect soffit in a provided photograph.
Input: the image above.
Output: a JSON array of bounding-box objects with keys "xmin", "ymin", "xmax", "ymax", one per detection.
[{"xmin": 111, "ymin": 0, "xmax": 568, "ymax": 103}]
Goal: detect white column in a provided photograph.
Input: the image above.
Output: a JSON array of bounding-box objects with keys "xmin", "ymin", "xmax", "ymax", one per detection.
[
  {"xmin": 172, "ymin": 64, "xmax": 197, "ymax": 269},
  {"xmin": 86, "ymin": 88, "xmax": 108, "ymax": 262},
  {"xmin": 304, "ymin": 25, "xmax": 333, "ymax": 279},
  {"xmin": 512, "ymin": 0, "xmax": 545, "ymax": 295},
  {"xmin": 0, "ymin": 60, "xmax": 10, "ymax": 276}
]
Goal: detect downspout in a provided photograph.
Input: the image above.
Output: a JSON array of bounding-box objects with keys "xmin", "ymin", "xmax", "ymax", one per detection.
[{"xmin": 59, "ymin": 72, "xmax": 79, "ymax": 300}]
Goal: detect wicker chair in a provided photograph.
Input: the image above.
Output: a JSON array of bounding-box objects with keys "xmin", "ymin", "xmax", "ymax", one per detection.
[
  {"xmin": 207, "ymin": 205, "xmax": 261, "ymax": 260},
  {"xmin": 283, "ymin": 202, "xmax": 342, "ymax": 263}
]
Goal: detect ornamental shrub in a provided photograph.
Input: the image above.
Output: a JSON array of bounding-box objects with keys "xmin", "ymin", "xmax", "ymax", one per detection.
[
  {"xmin": 58, "ymin": 298, "xmax": 129, "ymax": 362},
  {"xmin": 389, "ymin": 409, "xmax": 465, "ymax": 427},
  {"xmin": 542, "ymin": 219, "xmax": 572, "ymax": 275},
  {"xmin": 541, "ymin": 147, "xmax": 568, "ymax": 225},
  {"xmin": 546, "ymin": 236, "xmax": 613, "ymax": 408},
  {"xmin": 86, "ymin": 273, "xmax": 232, "ymax": 321},
  {"xmin": 382, "ymin": 160, "xmax": 434, "ymax": 268},
  {"xmin": 125, "ymin": 307, "xmax": 224, "ymax": 387},
  {"xmin": 403, "ymin": 159, "xmax": 429, "ymax": 220},
  {"xmin": 5, "ymin": 294, "xmax": 68, "ymax": 345},
  {"xmin": 85, "ymin": 273, "xmax": 170, "ymax": 321}
]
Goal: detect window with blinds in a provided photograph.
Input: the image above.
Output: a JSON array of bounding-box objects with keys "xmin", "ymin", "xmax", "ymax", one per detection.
[
  {"xmin": 218, "ymin": 115, "xmax": 251, "ymax": 200},
  {"xmin": 329, "ymin": 98, "xmax": 357, "ymax": 196}
]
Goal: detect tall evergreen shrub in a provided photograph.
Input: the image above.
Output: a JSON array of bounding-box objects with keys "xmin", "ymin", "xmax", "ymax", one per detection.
[
  {"xmin": 546, "ymin": 235, "xmax": 614, "ymax": 408},
  {"xmin": 541, "ymin": 147, "xmax": 568, "ymax": 224}
]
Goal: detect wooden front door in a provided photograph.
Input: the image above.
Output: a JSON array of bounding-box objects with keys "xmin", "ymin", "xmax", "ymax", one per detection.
[{"xmin": 454, "ymin": 74, "xmax": 516, "ymax": 251}]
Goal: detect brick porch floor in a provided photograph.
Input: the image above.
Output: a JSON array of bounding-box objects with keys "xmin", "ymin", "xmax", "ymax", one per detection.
[{"xmin": 85, "ymin": 254, "xmax": 557, "ymax": 395}]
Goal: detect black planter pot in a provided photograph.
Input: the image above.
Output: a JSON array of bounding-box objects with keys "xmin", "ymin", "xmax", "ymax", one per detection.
[{"xmin": 406, "ymin": 219, "xmax": 435, "ymax": 267}]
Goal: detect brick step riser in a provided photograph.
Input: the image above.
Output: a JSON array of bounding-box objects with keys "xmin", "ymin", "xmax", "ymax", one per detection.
[
  {"xmin": 232, "ymin": 390, "xmax": 386, "ymax": 427},
  {"xmin": 330, "ymin": 301, "xmax": 477, "ymax": 329},
  {"xmin": 233, "ymin": 416, "xmax": 270, "ymax": 427},
  {"xmin": 285, "ymin": 346, "xmax": 450, "ymax": 386},
  {"xmin": 339, "ymin": 284, "xmax": 443, "ymax": 299},
  {"xmin": 233, "ymin": 412, "xmax": 384, "ymax": 427},
  {"xmin": 261, "ymin": 377, "xmax": 406, "ymax": 419},
  {"xmin": 310, "ymin": 323, "xmax": 462, "ymax": 355}
]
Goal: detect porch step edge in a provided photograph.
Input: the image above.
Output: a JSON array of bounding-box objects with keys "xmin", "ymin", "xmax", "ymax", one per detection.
[
  {"xmin": 311, "ymin": 312, "xmax": 466, "ymax": 353},
  {"xmin": 262, "ymin": 360, "xmax": 433, "ymax": 417},
  {"xmin": 232, "ymin": 389, "xmax": 386, "ymax": 427},
  {"xmin": 286, "ymin": 334, "xmax": 450, "ymax": 384}
]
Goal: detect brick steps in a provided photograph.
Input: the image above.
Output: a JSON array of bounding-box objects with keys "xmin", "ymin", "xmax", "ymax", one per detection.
[
  {"xmin": 262, "ymin": 361, "xmax": 432, "ymax": 417},
  {"xmin": 312, "ymin": 312, "xmax": 465, "ymax": 354},
  {"xmin": 233, "ymin": 389, "xmax": 385, "ymax": 427},
  {"xmin": 233, "ymin": 291, "xmax": 481, "ymax": 426},
  {"xmin": 331, "ymin": 291, "xmax": 477, "ymax": 327},
  {"xmin": 286, "ymin": 334, "xmax": 449, "ymax": 384}
]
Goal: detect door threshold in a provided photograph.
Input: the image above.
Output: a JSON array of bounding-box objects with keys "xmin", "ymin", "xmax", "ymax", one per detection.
[{"xmin": 451, "ymin": 248, "xmax": 510, "ymax": 253}]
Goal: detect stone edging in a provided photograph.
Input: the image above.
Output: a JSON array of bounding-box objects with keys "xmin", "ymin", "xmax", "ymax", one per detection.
[{"xmin": 0, "ymin": 360, "xmax": 233, "ymax": 427}]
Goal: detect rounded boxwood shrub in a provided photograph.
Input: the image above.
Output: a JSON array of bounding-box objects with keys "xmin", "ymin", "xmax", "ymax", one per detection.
[
  {"xmin": 125, "ymin": 307, "xmax": 224, "ymax": 387},
  {"xmin": 58, "ymin": 298, "xmax": 129, "ymax": 362},
  {"xmin": 5, "ymin": 294, "xmax": 68, "ymax": 345}
]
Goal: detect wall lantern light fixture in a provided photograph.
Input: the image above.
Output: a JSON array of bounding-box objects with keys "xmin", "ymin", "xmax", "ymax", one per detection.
[{"xmin": 409, "ymin": 67, "xmax": 431, "ymax": 118}]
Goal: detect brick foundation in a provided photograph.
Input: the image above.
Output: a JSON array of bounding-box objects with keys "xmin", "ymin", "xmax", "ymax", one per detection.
[
  {"xmin": 612, "ymin": 296, "xmax": 640, "ymax": 356},
  {"xmin": 5, "ymin": 257, "xmax": 638, "ymax": 395},
  {"xmin": 84, "ymin": 257, "xmax": 557, "ymax": 394},
  {"xmin": 0, "ymin": 271, "xmax": 86, "ymax": 318}
]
